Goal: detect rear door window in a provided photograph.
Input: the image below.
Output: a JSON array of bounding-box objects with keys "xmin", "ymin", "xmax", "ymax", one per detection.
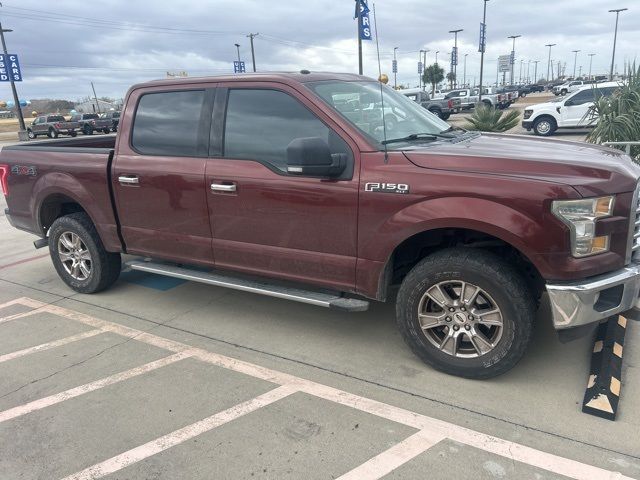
[{"xmin": 132, "ymin": 90, "xmax": 206, "ymax": 156}]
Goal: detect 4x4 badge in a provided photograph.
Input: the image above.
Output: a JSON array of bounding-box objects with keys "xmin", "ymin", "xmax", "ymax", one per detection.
[{"xmin": 365, "ymin": 182, "xmax": 409, "ymax": 194}]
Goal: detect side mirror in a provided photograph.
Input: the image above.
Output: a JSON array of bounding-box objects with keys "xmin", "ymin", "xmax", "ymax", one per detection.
[{"xmin": 286, "ymin": 137, "xmax": 346, "ymax": 178}]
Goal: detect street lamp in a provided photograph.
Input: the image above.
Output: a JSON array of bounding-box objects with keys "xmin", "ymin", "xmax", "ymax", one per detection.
[
  {"xmin": 572, "ymin": 50, "xmax": 580, "ymax": 79},
  {"xmin": 463, "ymin": 53, "xmax": 468, "ymax": 87},
  {"xmin": 533, "ymin": 60, "xmax": 539, "ymax": 84},
  {"xmin": 435, "ymin": 50, "xmax": 439, "ymax": 65},
  {"xmin": 519, "ymin": 59, "xmax": 524, "ymax": 83},
  {"xmin": 449, "ymin": 29, "xmax": 463, "ymax": 88},
  {"xmin": 234, "ymin": 43, "xmax": 241, "ymax": 63},
  {"xmin": 478, "ymin": 0, "xmax": 489, "ymax": 102},
  {"xmin": 507, "ymin": 35, "xmax": 521, "ymax": 85},
  {"xmin": 419, "ymin": 49, "xmax": 429, "ymax": 89},
  {"xmin": 588, "ymin": 53, "xmax": 596, "ymax": 80},
  {"xmin": 393, "ymin": 46, "xmax": 399, "ymax": 88},
  {"xmin": 609, "ymin": 8, "xmax": 628, "ymax": 80},
  {"xmin": 545, "ymin": 43, "xmax": 556, "ymax": 81}
]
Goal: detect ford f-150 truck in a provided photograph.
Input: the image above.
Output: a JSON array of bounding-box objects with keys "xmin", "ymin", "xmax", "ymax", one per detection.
[
  {"xmin": 2, "ymin": 72, "xmax": 640, "ymax": 379},
  {"xmin": 27, "ymin": 115, "xmax": 79, "ymax": 139},
  {"xmin": 400, "ymin": 88, "xmax": 461, "ymax": 120}
]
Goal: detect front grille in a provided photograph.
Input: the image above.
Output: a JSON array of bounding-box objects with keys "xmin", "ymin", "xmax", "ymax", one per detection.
[{"xmin": 631, "ymin": 184, "xmax": 640, "ymax": 261}]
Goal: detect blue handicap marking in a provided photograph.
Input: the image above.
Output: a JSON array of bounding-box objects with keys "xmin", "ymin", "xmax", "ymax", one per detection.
[{"xmin": 120, "ymin": 269, "xmax": 187, "ymax": 291}]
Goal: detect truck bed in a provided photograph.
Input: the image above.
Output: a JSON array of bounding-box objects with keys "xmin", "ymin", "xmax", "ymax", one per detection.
[{"xmin": 2, "ymin": 134, "xmax": 121, "ymax": 251}]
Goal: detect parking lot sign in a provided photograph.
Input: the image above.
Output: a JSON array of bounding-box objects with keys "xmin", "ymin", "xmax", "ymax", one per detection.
[
  {"xmin": 0, "ymin": 53, "xmax": 22, "ymax": 82},
  {"xmin": 233, "ymin": 61, "xmax": 246, "ymax": 73},
  {"xmin": 498, "ymin": 55, "xmax": 511, "ymax": 73}
]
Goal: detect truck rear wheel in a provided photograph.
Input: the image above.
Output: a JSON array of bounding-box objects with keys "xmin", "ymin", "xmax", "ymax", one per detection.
[
  {"xmin": 396, "ymin": 248, "xmax": 535, "ymax": 379},
  {"xmin": 48, "ymin": 128, "xmax": 59, "ymax": 139},
  {"xmin": 48, "ymin": 212, "xmax": 121, "ymax": 294}
]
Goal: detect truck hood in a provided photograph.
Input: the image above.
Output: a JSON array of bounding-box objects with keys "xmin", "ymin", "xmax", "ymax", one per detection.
[
  {"xmin": 526, "ymin": 101, "xmax": 559, "ymax": 111},
  {"xmin": 402, "ymin": 133, "xmax": 640, "ymax": 196}
]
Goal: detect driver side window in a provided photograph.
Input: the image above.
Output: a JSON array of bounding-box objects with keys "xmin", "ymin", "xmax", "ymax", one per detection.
[
  {"xmin": 568, "ymin": 90, "xmax": 594, "ymax": 106},
  {"xmin": 223, "ymin": 89, "xmax": 352, "ymax": 173}
]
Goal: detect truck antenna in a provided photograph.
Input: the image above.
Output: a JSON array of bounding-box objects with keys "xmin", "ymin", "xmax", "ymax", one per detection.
[{"xmin": 372, "ymin": 2, "xmax": 389, "ymax": 163}]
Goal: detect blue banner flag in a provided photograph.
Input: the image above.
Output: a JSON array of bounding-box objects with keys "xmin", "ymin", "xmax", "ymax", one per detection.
[
  {"xmin": 233, "ymin": 61, "xmax": 246, "ymax": 73},
  {"xmin": 356, "ymin": 0, "xmax": 372, "ymax": 41},
  {"xmin": 0, "ymin": 54, "xmax": 22, "ymax": 82},
  {"xmin": 451, "ymin": 46, "xmax": 458, "ymax": 66},
  {"xmin": 392, "ymin": 60, "xmax": 397, "ymax": 73},
  {"xmin": 479, "ymin": 23, "xmax": 486, "ymax": 53}
]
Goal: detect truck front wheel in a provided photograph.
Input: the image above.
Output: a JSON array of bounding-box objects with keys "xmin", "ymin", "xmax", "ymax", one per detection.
[
  {"xmin": 48, "ymin": 213, "xmax": 121, "ymax": 294},
  {"xmin": 396, "ymin": 248, "xmax": 535, "ymax": 379},
  {"xmin": 533, "ymin": 116, "xmax": 557, "ymax": 136}
]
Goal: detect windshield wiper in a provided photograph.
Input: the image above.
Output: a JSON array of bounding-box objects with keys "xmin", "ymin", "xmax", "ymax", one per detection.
[{"xmin": 381, "ymin": 132, "xmax": 455, "ymax": 145}]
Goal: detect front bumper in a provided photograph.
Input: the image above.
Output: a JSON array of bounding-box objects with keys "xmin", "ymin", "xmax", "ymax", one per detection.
[
  {"xmin": 547, "ymin": 263, "xmax": 640, "ymax": 330},
  {"xmin": 522, "ymin": 120, "xmax": 533, "ymax": 130}
]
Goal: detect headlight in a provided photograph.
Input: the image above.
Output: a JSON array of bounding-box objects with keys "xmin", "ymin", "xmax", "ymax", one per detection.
[
  {"xmin": 552, "ymin": 196, "xmax": 615, "ymax": 257},
  {"xmin": 523, "ymin": 109, "xmax": 533, "ymax": 120}
]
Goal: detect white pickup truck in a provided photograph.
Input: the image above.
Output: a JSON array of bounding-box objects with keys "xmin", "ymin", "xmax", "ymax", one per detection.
[
  {"xmin": 552, "ymin": 80, "xmax": 585, "ymax": 96},
  {"xmin": 522, "ymin": 82, "xmax": 621, "ymax": 136},
  {"xmin": 444, "ymin": 88, "xmax": 480, "ymax": 110}
]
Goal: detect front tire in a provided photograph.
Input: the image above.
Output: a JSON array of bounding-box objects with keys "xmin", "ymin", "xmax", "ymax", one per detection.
[
  {"xmin": 83, "ymin": 125, "xmax": 93, "ymax": 135},
  {"xmin": 429, "ymin": 108, "xmax": 443, "ymax": 119},
  {"xmin": 396, "ymin": 248, "xmax": 535, "ymax": 379},
  {"xmin": 533, "ymin": 116, "xmax": 557, "ymax": 136},
  {"xmin": 27, "ymin": 129, "xmax": 35, "ymax": 139},
  {"xmin": 48, "ymin": 128, "xmax": 59, "ymax": 139},
  {"xmin": 48, "ymin": 213, "xmax": 121, "ymax": 294}
]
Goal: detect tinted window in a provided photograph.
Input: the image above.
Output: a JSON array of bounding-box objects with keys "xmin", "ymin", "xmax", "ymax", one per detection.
[
  {"xmin": 569, "ymin": 90, "xmax": 595, "ymax": 105},
  {"xmin": 113, "ymin": 112, "xmax": 120, "ymax": 118},
  {"xmin": 132, "ymin": 90, "xmax": 205, "ymax": 157},
  {"xmin": 224, "ymin": 89, "xmax": 349, "ymax": 171},
  {"xmin": 47, "ymin": 115, "xmax": 65, "ymax": 122},
  {"xmin": 83, "ymin": 114, "xmax": 99, "ymax": 120}
]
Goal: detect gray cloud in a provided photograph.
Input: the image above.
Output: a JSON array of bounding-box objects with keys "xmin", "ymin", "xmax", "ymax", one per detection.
[{"xmin": 0, "ymin": 0, "xmax": 637, "ymax": 101}]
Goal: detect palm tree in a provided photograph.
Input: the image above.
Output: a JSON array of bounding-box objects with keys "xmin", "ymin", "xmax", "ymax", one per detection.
[
  {"xmin": 422, "ymin": 64, "xmax": 445, "ymax": 96},
  {"xmin": 464, "ymin": 104, "xmax": 520, "ymax": 132},
  {"xmin": 446, "ymin": 72, "xmax": 456, "ymax": 89}
]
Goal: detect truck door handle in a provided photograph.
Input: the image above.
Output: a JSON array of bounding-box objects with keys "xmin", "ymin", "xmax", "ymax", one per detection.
[
  {"xmin": 210, "ymin": 183, "xmax": 236, "ymax": 193},
  {"xmin": 118, "ymin": 175, "xmax": 139, "ymax": 185}
]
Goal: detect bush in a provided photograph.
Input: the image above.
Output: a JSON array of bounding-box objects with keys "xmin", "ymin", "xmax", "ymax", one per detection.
[
  {"xmin": 586, "ymin": 65, "xmax": 640, "ymax": 161},
  {"xmin": 464, "ymin": 105, "xmax": 520, "ymax": 132}
]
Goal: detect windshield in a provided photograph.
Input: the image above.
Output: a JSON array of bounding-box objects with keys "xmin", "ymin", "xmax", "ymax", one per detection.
[{"xmin": 306, "ymin": 80, "xmax": 450, "ymax": 147}]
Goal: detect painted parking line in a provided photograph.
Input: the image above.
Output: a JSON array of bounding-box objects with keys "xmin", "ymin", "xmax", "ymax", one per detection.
[
  {"xmin": 0, "ymin": 253, "xmax": 49, "ymax": 270},
  {"xmin": 0, "ymin": 329, "xmax": 103, "ymax": 364},
  {"xmin": 61, "ymin": 384, "xmax": 298, "ymax": 480},
  {"xmin": 2, "ymin": 297, "xmax": 634, "ymax": 480},
  {"xmin": 0, "ymin": 352, "xmax": 191, "ymax": 424}
]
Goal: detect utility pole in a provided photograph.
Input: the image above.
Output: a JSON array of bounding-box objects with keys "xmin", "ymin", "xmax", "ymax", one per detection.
[
  {"xmin": 478, "ymin": 0, "xmax": 489, "ymax": 102},
  {"xmin": 449, "ymin": 29, "xmax": 463, "ymax": 89},
  {"xmin": 609, "ymin": 8, "xmax": 627, "ymax": 80},
  {"xmin": 588, "ymin": 53, "xmax": 596, "ymax": 79},
  {"xmin": 421, "ymin": 49, "xmax": 428, "ymax": 90},
  {"xmin": 572, "ymin": 49, "xmax": 580, "ymax": 78},
  {"xmin": 91, "ymin": 82, "xmax": 101, "ymax": 114},
  {"xmin": 545, "ymin": 43, "xmax": 556, "ymax": 81},
  {"xmin": 246, "ymin": 33, "xmax": 258, "ymax": 72},
  {"xmin": 393, "ymin": 46, "xmax": 398, "ymax": 88},
  {"xmin": 0, "ymin": 21, "xmax": 27, "ymax": 140},
  {"xmin": 507, "ymin": 35, "xmax": 521, "ymax": 85}
]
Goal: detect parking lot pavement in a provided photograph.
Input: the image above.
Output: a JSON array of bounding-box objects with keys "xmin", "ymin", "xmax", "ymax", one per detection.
[{"xmin": 1, "ymin": 196, "xmax": 640, "ymax": 479}]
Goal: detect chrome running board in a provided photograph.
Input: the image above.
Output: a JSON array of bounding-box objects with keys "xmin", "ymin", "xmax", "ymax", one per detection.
[{"xmin": 126, "ymin": 261, "xmax": 370, "ymax": 312}]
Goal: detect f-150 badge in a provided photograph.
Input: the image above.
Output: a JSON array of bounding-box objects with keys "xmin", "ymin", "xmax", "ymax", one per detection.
[
  {"xmin": 11, "ymin": 165, "xmax": 37, "ymax": 176},
  {"xmin": 365, "ymin": 182, "xmax": 409, "ymax": 194}
]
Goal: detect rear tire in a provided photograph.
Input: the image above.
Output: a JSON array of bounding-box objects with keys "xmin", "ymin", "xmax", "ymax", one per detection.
[
  {"xmin": 103, "ymin": 128, "xmax": 110, "ymax": 134},
  {"xmin": 48, "ymin": 212, "xmax": 121, "ymax": 294},
  {"xmin": 48, "ymin": 128, "xmax": 59, "ymax": 139},
  {"xmin": 429, "ymin": 108, "xmax": 443, "ymax": 119},
  {"xmin": 83, "ymin": 125, "xmax": 93, "ymax": 135},
  {"xmin": 396, "ymin": 248, "xmax": 535, "ymax": 379},
  {"xmin": 70, "ymin": 131, "xmax": 77, "ymax": 137},
  {"xmin": 27, "ymin": 129, "xmax": 35, "ymax": 139}
]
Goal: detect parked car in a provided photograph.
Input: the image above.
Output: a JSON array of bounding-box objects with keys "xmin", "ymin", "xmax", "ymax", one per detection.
[
  {"xmin": 553, "ymin": 80, "xmax": 585, "ymax": 96},
  {"xmin": 400, "ymin": 88, "xmax": 461, "ymax": 120},
  {"xmin": 528, "ymin": 84, "xmax": 546, "ymax": 93},
  {"xmin": 100, "ymin": 111, "xmax": 121, "ymax": 132},
  {"xmin": 522, "ymin": 82, "xmax": 622, "ymax": 136},
  {"xmin": 444, "ymin": 88, "xmax": 480, "ymax": 111},
  {"xmin": 70, "ymin": 113, "xmax": 112, "ymax": 135},
  {"xmin": 26, "ymin": 115, "xmax": 79, "ymax": 139},
  {"xmin": 477, "ymin": 87, "xmax": 509, "ymax": 109},
  {"xmin": 3, "ymin": 72, "xmax": 640, "ymax": 380}
]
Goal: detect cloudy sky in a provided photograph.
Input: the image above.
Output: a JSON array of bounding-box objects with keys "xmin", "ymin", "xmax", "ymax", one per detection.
[{"xmin": 0, "ymin": 0, "xmax": 638, "ymax": 102}]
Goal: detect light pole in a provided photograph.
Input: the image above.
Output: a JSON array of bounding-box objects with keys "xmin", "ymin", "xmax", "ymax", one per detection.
[
  {"xmin": 234, "ymin": 43, "xmax": 241, "ymax": 63},
  {"xmin": 519, "ymin": 59, "xmax": 523, "ymax": 83},
  {"xmin": 463, "ymin": 53, "xmax": 468, "ymax": 87},
  {"xmin": 435, "ymin": 50, "xmax": 439, "ymax": 65},
  {"xmin": 449, "ymin": 29, "xmax": 463, "ymax": 88},
  {"xmin": 421, "ymin": 49, "xmax": 429, "ymax": 90},
  {"xmin": 526, "ymin": 60, "xmax": 531, "ymax": 83},
  {"xmin": 579, "ymin": 66, "xmax": 583, "ymax": 78},
  {"xmin": 393, "ymin": 46, "xmax": 398, "ymax": 88},
  {"xmin": 507, "ymin": 35, "xmax": 521, "ymax": 85},
  {"xmin": 478, "ymin": 0, "xmax": 489, "ymax": 102},
  {"xmin": 572, "ymin": 49, "xmax": 580, "ymax": 78},
  {"xmin": 588, "ymin": 53, "xmax": 596, "ymax": 80},
  {"xmin": 533, "ymin": 60, "xmax": 539, "ymax": 84},
  {"xmin": 0, "ymin": 23, "xmax": 26, "ymax": 139},
  {"xmin": 609, "ymin": 8, "xmax": 628, "ymax": 80},
  {"xmin": 545, "ymin": 43, "xmax": 556, "ymax": 81}
]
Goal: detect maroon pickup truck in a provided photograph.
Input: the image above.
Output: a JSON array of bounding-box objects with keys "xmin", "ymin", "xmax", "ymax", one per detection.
[{"xmin": 2, "ymin": 72, "xmax": 640, "ymax": 379}]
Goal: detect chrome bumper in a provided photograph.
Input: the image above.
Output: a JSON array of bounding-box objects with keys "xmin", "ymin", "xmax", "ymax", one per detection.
[{"xmin": 547, "ymin": 264, "xmax": 640, "ymax": 330}]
